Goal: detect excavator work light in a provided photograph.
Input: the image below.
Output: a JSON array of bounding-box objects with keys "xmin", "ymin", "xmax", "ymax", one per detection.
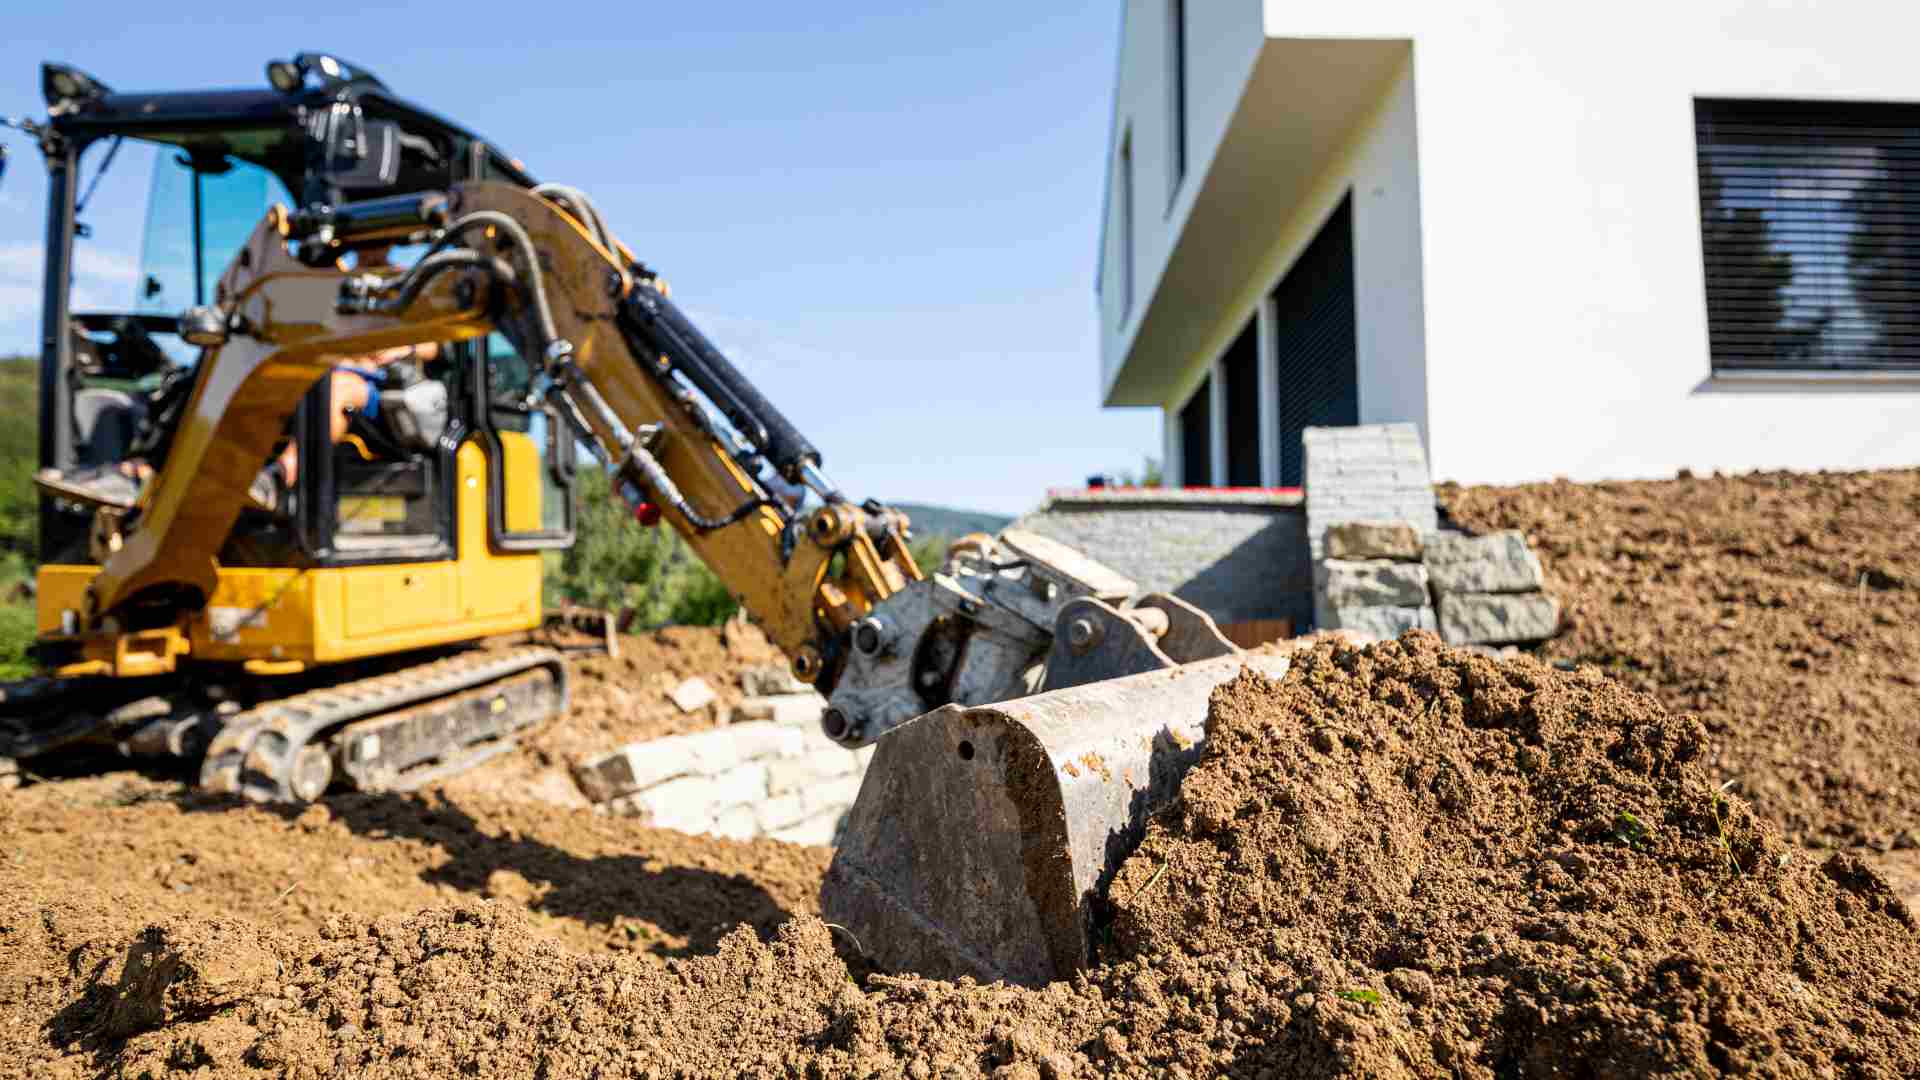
[
  {"xmin": 41, "ymin": 63, "xmax": 108, "ymax": 109},
  {"xmin": 266, "ymin": 60, "xmax": 303, "ymax": 94}
]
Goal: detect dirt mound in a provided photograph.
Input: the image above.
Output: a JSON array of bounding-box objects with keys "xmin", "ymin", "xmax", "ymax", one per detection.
[
  {"xmin": 1102, "ymin": 633, "xmax": 1920, "ymax": 1075},
  {"xmin": 1439, "ymin": 469, "xmax": 1920, "ymax": 852}
]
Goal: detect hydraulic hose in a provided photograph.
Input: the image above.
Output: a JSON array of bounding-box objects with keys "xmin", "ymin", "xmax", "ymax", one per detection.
[
  {"xmin": 423, "ymin": 210, "xmax": 562, "ymax": 351},
  {"xmin": 622, "ymin": 443, "xmax": 778, "ymax": 533},
  {"xmin": 621, "ymin": 280, "xmax": 822, "ymax": 482},
  {"xmin": 372, "ymin": 249, "xmax": 506, "ymax": 314}
]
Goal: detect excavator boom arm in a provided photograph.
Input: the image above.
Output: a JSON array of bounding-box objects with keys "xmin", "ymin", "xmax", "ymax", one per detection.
[{"xmin": 81, "ymin": 182, "xmax": 918, "ymax": 690}]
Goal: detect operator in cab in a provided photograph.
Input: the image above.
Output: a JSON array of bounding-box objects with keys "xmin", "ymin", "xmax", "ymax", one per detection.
[{"xmin": 36, "ymin": 244, "xmax": 440, "ymax": 518}]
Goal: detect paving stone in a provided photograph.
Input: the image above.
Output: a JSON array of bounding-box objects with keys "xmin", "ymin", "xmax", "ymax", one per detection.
[
  {"xmin": 767, "ymin": 752, "xmax": 858, "ymax": 797},
  {"xmin": 750, "ymin": 793, "xmax": 811, "ymax": 831},
  {"xmin": 1438, "ymin": 592, "xmax": 1562, "ymax": 645},
  {"xmin": 1319, "ymin": 559, "xmax": 1431, "ymax": 608},
  {"xmin": 1328, "ymin": 605, "xmax": 1436, "ymax": 639},
  {"xmin": 1324, "ymin": 521, "xmax": 1423, "ymax": 561},
  {"xmin": 572, "ymin": 728, "xmax": 738, "ymax": 801},
  {"xmin": 703, "ymin": 805, "xmax": 759, "ymax": 841},
  {"xmin": 802, "ymin": 774, "xmax": 866, "ymax": 816},
  {"xmin": 572, "ymin": 745, "xmax": 686, "ymax": 803},
  {"xmin": 669, "ymin": 676, "xmax": 717, "ymax": 713},
  {"xmin": 772, "ymin": 809, "xmax": 846, "ymax": 848},
  {"xmin": 1424, "ymin": 531, "xmax": 1545, "ymax": 595},
  {"xmin": 725, "ymin": 721, "xmax": 805, "ymax": 762},
  {"xmin": 704, "ymin": 761, "xmax": 772, "ymax": 806},
  {"xmin": 624, "ymin": 775, "xmax": 725, "ymax": 832}
]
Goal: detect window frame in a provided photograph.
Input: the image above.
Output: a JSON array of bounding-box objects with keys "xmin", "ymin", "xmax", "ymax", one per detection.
[
  {"xmin": 1166, "ymin": 0, "xmax": 1188, "ymax": 209},
  {"xmin": 1694, "ymin": 96, "xmax": 1920, "ymax": 376},
  {"xmin": 1117, "ymin": 128, "xmax": 1135, "ymax": 325}
]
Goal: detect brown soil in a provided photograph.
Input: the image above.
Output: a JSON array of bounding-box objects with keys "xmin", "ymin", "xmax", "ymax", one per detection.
[
  {"xmin": 1439, "ymin": 469, "xmax": 1920, "ymax": 852},
  {"xmin": 7, "ymin": 470, "xmax": 1920, "ymax": 1077},
  {"xmin": 11, "ymin": 631, "xmax": 1919, "ymax": 1077},
  {"xmin": 1101, "ymin": 635, "xmax": 1920, "ymax": 1075}
]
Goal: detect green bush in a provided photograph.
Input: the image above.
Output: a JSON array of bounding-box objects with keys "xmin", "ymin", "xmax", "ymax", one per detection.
[
  {"xmin": 544, "ymin": 467, "xmax": 740, "ymax": 627},
  {"xmin": 0, "ymin": 359, "xmax": 39, "ymax": 561},
  {"xmin": 0, "ymin": 359, "xmax": 37, "ymax": 677}
]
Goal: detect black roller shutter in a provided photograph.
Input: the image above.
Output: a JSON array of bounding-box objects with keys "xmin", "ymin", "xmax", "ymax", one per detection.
[
  {"xmin": 1696, "ymin": 98, "xmax": 1920, "ymax": 372},
  {"xmin": 1273, "ymin": 195, "xmax": 1358, "ymax": 487},
  {"xmin": 1179, "ymin": 375, "xmax": 1211, "ymax": 487},
  {"xmin": 1223, "ymin": 321, "xmax": 1261, "ymax": 486}
]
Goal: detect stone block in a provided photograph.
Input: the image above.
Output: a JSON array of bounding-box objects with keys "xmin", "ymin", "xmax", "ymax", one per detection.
[
  {"xmin": 1424, "ymin": 531, "xmax": 1545, "ymax": 595},
  {"xmin": 624, "ymin": 775, "xmax": 724, "ymax": 832},
  {"xmin": 724, "ymin": 721, "xmax": 805, "ymax": 762},
  {"xmin": 705, "ymin": 761, "xmax": 772, "ymax": 806},
  {"xmin": 1319, "ymin": 559, "xmax": 1430, "ymax": 608},
  {"xmin": 802, "ymin": 774, "xmax": 866, "ymax": 816},
  {"xmin": 618, "ymin": 762, "xmax": 775, "ymax": 834},
  {"xmin": 772, "ymin": 809, "xmax": 846, "ymax": 848},
  {"xmin": 572, "ymin": 727, "xmax": 745, "ymax": 801},
  {"xmin": 767, "ymin": 752, "xmax": 858, "ymax": 796},
  {"xmin": 1323, "ymin": 521, "xmax": 1423, "ymax": 561},
  {"xmin": 572, "ymin": 745, "xmax": 684, "ymax": 803},
  {"xmin": 1328, "ymin": 605, "xmax": 1436, "ymax": 640},
  {"xmin": 741, "ymin": 662, "xmax": 812, "ymax": 697},
  {"xmin": 751, "ymin": 793, "xmax": 811, "ymax": 831},
  {"xmin": 730, "ymin": 693, "xmax": 828, "ymax": 728},
  {"xmin": 704, "ymin": 805, "xmax": 760, "ymax": 841},
  {"xmin": 669, "ymin": 676, "xmax": 717, "ymax": 713},
  {"xmin": 1438, "ymin": 593, "xmax": 1561, "ymax": 645}
]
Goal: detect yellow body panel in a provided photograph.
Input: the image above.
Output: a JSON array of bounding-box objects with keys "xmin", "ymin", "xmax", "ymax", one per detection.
[
  {"xmin": 497, "ymin": 429, "xmax": 544, "ymax": 534},
  {"xmin": 36, "ymin": 441, "xmax": 542, "ymax": 671}
]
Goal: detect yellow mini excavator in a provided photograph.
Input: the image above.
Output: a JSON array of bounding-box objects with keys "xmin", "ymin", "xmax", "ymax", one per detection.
[{"xmin": 0, "ymin": 55, "xmax": 1292, "ymax": 987}]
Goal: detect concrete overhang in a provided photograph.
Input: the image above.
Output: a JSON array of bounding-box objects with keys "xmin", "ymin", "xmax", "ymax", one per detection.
[{"xmin": 1103, "ymin": 37, "xmax": 1411, "ymax": 407}]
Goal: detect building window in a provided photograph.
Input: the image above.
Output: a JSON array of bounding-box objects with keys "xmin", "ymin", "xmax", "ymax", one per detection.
[
  {"xmin": 1117, "ymin": 130, "xmax": 1134, "ymax": 322},
  {"xmin": 1696, "ymin": 98, "xmax": 1920, "ymax": 372},
  {"xmin": 1166, "ymin": 0, "xmax": 1187, "ymax": 204},
  {"xmin": 1179, "ymin": 374, "xmax": 1211, "ymax": 487},
  {"xmin": 1223, "ymin": 320, "xmax": 1260, "ymax": 487}
]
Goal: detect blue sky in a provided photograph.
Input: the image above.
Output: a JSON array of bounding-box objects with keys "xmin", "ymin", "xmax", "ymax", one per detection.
[{"xmin": 0, "ymin": 1, "xmax": 1157, "ymax": 515}]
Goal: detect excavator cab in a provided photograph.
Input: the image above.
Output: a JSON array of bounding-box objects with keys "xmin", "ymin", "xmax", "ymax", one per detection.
[
  {"xmin": 3, "ymin": 57, "xmax": 578, "ymax": 798},
  {"xmin": 25, "ymin": 59, "xmax": 574, "ymax": 570}
]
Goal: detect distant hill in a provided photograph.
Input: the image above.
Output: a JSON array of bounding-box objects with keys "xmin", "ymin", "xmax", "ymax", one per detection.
[{"xmin": 889, "ymin": 502, "xmax": 1013, "ymax": 540}]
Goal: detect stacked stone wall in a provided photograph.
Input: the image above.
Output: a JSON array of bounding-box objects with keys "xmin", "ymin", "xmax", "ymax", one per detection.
[{"xmin": 572, "ymin": 684, "xmax": 868, "ymax": 846}]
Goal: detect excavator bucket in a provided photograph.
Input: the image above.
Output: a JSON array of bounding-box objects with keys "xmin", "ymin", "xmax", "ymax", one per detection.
[{"xmin": 823, "ymin": 651, "xmax": 1292, "ymax": 988}]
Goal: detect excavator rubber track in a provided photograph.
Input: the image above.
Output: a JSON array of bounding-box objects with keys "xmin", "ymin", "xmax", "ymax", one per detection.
[{"xmin": 199, "ymin": 645, "xmax": 567, "ymax": 803}]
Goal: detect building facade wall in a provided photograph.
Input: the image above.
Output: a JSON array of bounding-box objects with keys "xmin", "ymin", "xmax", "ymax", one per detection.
[
  {"xmin": 1100, "ymin": 0, "xmax": 1265, "ymax": 393},
  {"xmin": 1154, "ymin": 59, "xmax": 1426, "ymax": 486},
  {"xmin": 1108, "ymin": 0, "xmax": 1920, "ymax": 489}
]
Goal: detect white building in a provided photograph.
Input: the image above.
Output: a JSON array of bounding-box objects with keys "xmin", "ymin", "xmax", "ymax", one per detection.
[{"xmin": 1098, "ymin": 1, "xmax": 1920, "ymax": 488}]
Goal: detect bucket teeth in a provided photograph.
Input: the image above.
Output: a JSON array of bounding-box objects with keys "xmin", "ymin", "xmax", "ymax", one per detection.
[{"xmin": 822, "ymin": 652, "xmax": 1290, "ymax": 987}]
